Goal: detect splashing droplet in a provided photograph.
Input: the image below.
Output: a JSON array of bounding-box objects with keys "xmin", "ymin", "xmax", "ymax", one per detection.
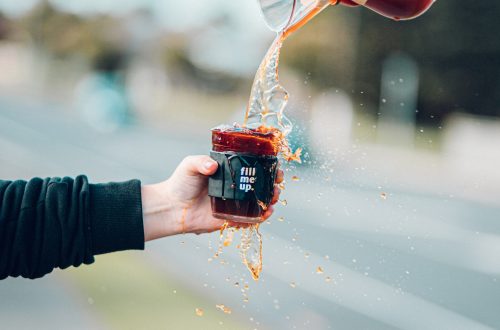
[
  {"xmin": 195, "ymin": 308, "xmax": 204, "ymax": 317},
  {"xmin": 213, "ymin": 222, "xmax": 229, "ymax": 259},
  {"xmin": 216, "ymin": 304, "xmax": 232, "ymax": 314},
  {"xmin": 380, "ymin": 192, "xmax": 387, "ymax": 200},
  {"xmin": 290, "ymin": 282, "xmax": 296, "ymax": 288},
  {"xmin": 223, "ymin": 228, "xmax": 235, "ymax": 247}
]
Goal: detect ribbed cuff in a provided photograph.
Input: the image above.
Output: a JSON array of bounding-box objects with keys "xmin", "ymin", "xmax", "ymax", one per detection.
[{"xmin": 89, "ymin": 179, "xmax": 145, "ymax": 255}]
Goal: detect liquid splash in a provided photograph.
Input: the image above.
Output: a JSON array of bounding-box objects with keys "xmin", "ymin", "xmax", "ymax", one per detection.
[
  {"xmin": 214, "ymin": 222, "xmax": 264, "ymax": 281},
  {"xmin": 244, "ymin": 0, "xmax": 336, "ymax": 136},
  {"xmin": 242, "ymin": 36, "xmax": 302, "ymax": 163},
  {"xmin": 213, "ymin": 222, "xmax": 229, "ymax": 259},
  {"xmin": 215, "ymin": 0, "xmax": 334, "ymax": 282},
  {"xmin": 244, "ymin": 35, "xmax": 291, "ymax": 136},
  {"xmin": 223, "ymin": 227, "xmax": 235, "ymax": 247},
  {"xmin": 240, "ymin": 224, "xmax": 263, "ymax": 281}
]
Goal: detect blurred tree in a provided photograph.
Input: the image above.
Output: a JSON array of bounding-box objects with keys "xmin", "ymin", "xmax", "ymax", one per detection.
[
  {"xmin": 281, "ymin": 7, "xmax": 361, "ymax": 92},
  {"xmin": 162, "ymin": 33, "xmax": 243, "ymax": 93},
  {"xmin": 19, "ymin": 0, "xmax": 127, "ymax": 63},
  {"xmin": 0, "ymin": 11, "xmax": 11, "ymax": 40}
]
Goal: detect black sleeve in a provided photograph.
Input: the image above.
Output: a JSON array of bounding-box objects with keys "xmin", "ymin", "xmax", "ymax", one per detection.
[{"xmin": 0, "ymin": 175, "xmax": 144, "ymax": 280}]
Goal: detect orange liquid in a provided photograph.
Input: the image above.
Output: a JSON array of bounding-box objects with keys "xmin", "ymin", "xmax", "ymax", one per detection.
[
  {"xmin": 244, "ymin": 0, "xmax": 337, "ymax": 130},
  {"xmin": 228, "ymin": 0, "xmax": 433, "ymax": 282},
  {"xmin": 283, "ymin": 0, "xmax": 339, "ymax": 39},
  {"xmin": 219, "ymin": 0, "xmax": 334, "ymax": 282}
]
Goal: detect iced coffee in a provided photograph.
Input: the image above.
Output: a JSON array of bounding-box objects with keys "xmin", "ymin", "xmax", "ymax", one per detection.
[{"xmin": 209, "ymin": 125, "xmax": 279, "ymax": 223}]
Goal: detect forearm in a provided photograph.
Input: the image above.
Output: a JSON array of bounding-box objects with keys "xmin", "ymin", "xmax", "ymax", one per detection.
[
  {"xmin": 89, "ymin": 179, "xmax": 145, "ymax": 254},
  {"xmin": 0, "ymin": 176, "xmax": 145, "ymax": 280},
  {"xmin": 0, "ymin": 177, "xmax": 94, "ymax": 279},
  {"xmin": 141, "ymin": 181, "xmax": 184, "ymax": 241}
]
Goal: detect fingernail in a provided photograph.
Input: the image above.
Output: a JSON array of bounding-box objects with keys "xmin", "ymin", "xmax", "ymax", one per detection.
[{"xmin": 204, "ymin": 161, "xmax": 215, "ymax": 170}]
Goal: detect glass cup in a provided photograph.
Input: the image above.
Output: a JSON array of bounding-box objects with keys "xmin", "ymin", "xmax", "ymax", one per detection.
[
  {"xmin": 258, "ymin": 0, "xmax": 333, "ymax": 32},
  {"xmin": 208, "ymin": 126, "xmax": 279, "ymax": 223}
]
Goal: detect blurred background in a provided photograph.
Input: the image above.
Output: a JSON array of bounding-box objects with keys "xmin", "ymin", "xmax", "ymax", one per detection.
[{"xmin": 1, "ymin": 0, "xmax": 500, "ymax": 329}]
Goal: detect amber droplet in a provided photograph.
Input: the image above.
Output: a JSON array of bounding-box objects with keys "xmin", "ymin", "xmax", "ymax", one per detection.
[
  {"xmin": 280, "ymin": 199, "xmax": 288, "ymax": 206},
  {"xmin": 213, "ymin": 222, "xmax": 229, "ymax": 259},
  {"xmin": 223, "ymin": 229, "xmax": 234, "ymax": 247},
  {"xmin": 216, "ymin": 304, "xmax": 232, "ymax": 314},
  {"xmin": 380, "ymin": 192, "xmax": 387, "ymax": 200},
  {"xmin": 257, "ymin": 200, "xmax": 269, "ymax": 211},
  {"xmin": 195, "ymin": 308, "xmax": 204, "ymax": 317},
  {"xmin": 325, "ymin": 276, "xmax": 332, "ymax": 282},
  {"xmin": 316, "ymin": 266, "xmax": 324, "ymax": 274},
  {"xmin": 285, "ymin": 147, "xmax": 302, "ymax": 163},
  {"xmin": 278, "ymin": 216, "xmax": 284, "ymax": 222},
  {"xmin": 292, "ymin": 175, "xmax": 299, "ymax": 182}
]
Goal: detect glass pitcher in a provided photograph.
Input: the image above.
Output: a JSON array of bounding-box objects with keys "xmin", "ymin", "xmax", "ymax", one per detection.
[{"xmin": 258, "ymin": 0, "xmax": 435, "ymax": 32}]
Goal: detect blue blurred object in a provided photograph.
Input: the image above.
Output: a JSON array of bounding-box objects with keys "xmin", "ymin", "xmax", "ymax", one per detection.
[
  {"xmin": 76, "ymin": 72, "xmax": 130, "ymax": 132},
  {"xmin": 75, "ymin": 51, "xmax": 131, "ymax": 132}
]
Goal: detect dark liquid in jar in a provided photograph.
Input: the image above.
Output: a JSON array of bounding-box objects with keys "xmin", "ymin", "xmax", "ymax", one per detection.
[
  {"xmin": 339, "ymin": 0, "xmax": 433, "ymax": 20},
  {"xmin": 211, "ymin": 126, "xmax": 279, "ymax": 222}
]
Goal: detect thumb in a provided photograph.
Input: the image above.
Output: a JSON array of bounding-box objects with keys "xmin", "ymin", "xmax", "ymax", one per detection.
[{"xmin": 178, "ymin": 155, "xmax": 218, "ymax": 177}]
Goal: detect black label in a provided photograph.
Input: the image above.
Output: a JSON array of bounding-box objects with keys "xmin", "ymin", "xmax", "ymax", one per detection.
[{"xmin": 208, "ymin": 151, "xmax": 278, "ymax": 203}]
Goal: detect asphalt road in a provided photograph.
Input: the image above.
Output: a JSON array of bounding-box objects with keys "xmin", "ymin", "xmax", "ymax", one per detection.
[{"xmin": 1, "ymin": 96, "xmax": 500, "ymax": 329}]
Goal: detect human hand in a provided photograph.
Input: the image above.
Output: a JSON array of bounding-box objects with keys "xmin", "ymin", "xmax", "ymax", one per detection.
[{"xmin": 141, "ymin": 155, "xmax": 284, "ymax": 241}]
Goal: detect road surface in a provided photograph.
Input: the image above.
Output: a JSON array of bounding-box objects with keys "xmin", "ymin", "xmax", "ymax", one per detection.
[{"xmin": 1, "ymin": 96, "xmax": 500, "ymax": 329}]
